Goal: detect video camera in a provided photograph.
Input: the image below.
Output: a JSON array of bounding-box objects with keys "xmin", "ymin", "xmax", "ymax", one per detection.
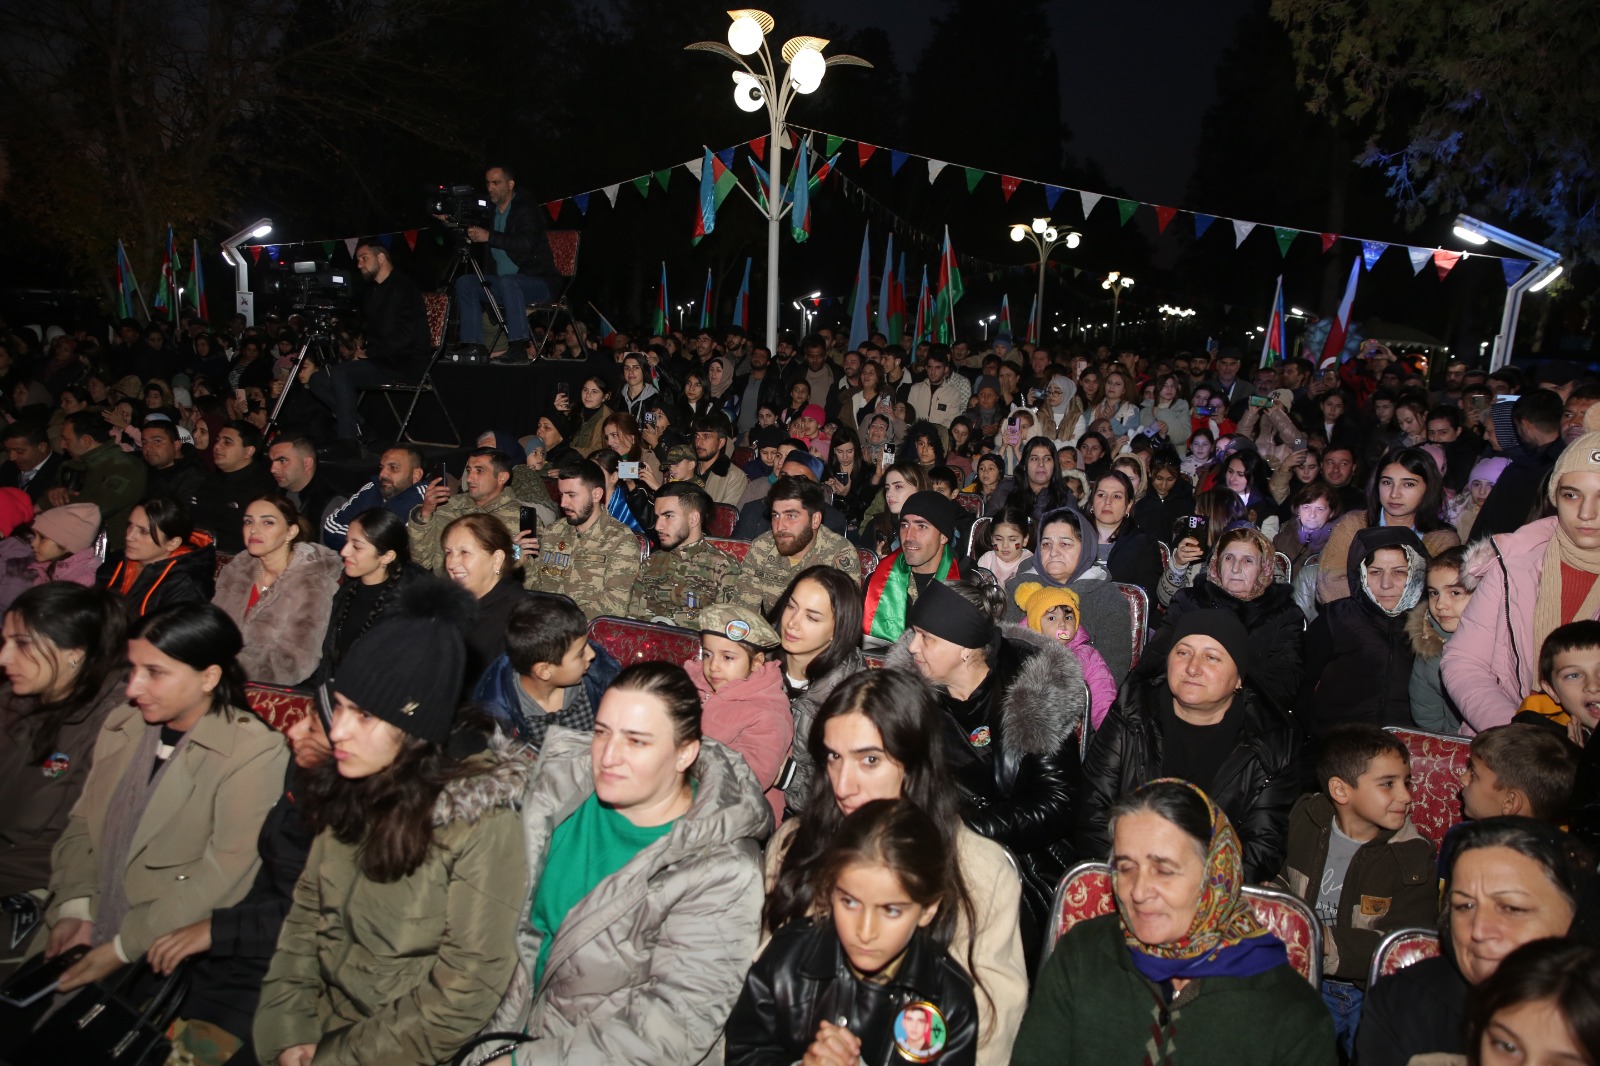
[
  {"xmin": 428, "ymin": 183, "xmax": 490, "ymax": 229},
  {"xmin": 265, "ymin": 260, "xmax": 354, "ymax": 332}
]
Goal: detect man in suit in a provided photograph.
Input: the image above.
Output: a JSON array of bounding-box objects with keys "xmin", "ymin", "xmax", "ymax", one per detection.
[{"xmin": 0, "ymin": 420, "xmax": 62, "ymax": 506}]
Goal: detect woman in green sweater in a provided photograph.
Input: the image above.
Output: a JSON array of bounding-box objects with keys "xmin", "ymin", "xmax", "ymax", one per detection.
[{"xmin": 1012, "ymin": 779, "xmax": 1336, "ymax": 1066}]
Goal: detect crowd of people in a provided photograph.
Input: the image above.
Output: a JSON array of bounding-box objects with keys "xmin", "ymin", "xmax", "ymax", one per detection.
[{"xmin": 0, "ymin": 300, "xmax": 1598, "ymax": 1066}]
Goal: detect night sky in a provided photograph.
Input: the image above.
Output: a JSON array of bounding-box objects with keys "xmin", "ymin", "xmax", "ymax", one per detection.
[{"xmin": 807, "ymin": 0, "xmax": 1258, "ymax": 204}]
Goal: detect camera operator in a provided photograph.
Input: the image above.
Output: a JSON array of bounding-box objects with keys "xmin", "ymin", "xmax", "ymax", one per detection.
[
  {"xmin": 448, "ymin": 164, "xmax": 556, "ymax": 364},
  {"xmin": 307, "ymin": 239, "xmax": 430, "ymax": 461}
]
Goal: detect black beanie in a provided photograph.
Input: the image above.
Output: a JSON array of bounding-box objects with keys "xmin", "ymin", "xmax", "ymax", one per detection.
[
  {"xmin": 333, "ymin": 578, "xmax": 471, "ymax": 745},
  {"xmin": 1168, "ymin": 608, "xmax": 1253, "ymax": 680},
  {"xmin": 900, "ymin": 490, "xmax": 960, "ymax": 542}
]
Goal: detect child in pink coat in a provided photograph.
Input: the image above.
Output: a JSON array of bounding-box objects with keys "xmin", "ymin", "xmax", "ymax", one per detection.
[
  {"xmin": 684, "ymin": 603, "xmax": 793, "ymax": 826},
  {"xmin": 1013, "ymin": 581, "xmax": 1118, "ymax": 729}
]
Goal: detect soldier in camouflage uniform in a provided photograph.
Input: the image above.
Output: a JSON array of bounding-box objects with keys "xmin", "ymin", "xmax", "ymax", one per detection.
[
  {"xmin": 735, "ymin": 476, "xmax": 861, "ymax": 614},
  {"xmin": 627, "ymin": 480, "xmax": 741, "ymax": 625},
  {"xmin": 527, "ymin": 459, "xmax": 640, "ymax": 618},
  {"xmin": 408, "ymin": 447, "xmax": 554, "ymax": 588}
]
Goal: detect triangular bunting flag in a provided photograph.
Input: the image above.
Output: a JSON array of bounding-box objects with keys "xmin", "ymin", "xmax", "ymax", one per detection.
[
  {"xmin": 1320, "ymin": 232, "xmax": 1338, "ymax": 253},
  {"xmin": 1503, "ymin": 259, "xmax": 1532, "ymax": 286},
  {"xmin": 891, "ymin": 151, "xmax": 909, "ymax": 175},
  {"xmin": 1154, "ymin": 206, "xmax": 1177, "ymax": 233},
  {"xmin": 544, "ymin": 201, "xmax": 562, "ymax": 220},
  {"xmin": 715, "ymin": 148, "xmax": 735, "ymax": 169},
  {"xmin": 1274, "ymin": 227, "xmax": 1297, "ymax": 256},
  {"xmin": 1000, "ymin": 175, "xmax": 1021, "ymax": 201},
  {"xmin": 1116, "ymin": 199, "xmax": 1138, "ymax": 226},
  {"xmin": 858, "ymin": 143, "xmax": 876, "ymax": 167},
  {"xmin": 376, "ymin": 234, "xmax": 392, "ymax": 250},
  {"xmin": 1193, "ymin": 214, "xmax": 1216, "ymax": 238},
  {"xmin": 1080, "ymin": 191, "xmax": 1103, "ymax": 218},
  {"xmin": 573, "ymin": 193, "xmax": 590, "ymax": 216},
  {"xmin": 265, "ymin": 245, "xmax": 279, "ymax": 261},
  {"xmin": 928, "ymin": 160, "xmax": 948, "ymax": 184},
  {"xmin": 1362, "ymin": 240, "xmax": 1386, "ymax": 271},
  {"xmin": 654, "ymin": 168, "xmax": 672, "ymax": 190},
  {"xmin": 633, "ymin": 176, "xmax": 651, "ymax": 198},
  {"xmin": 1232, "ymin": 220, "xmax": 1256, "ymax": 248},
  {"xmin": 749, "ymin": 135, "xmax": 767, "ymax": 159},
  {"xmin": 321, "ymin": 241, "xmax": 336, "ymax": 258},
  {"xmin": 1407, "ymin": 246, "xmax": 1432, "ymax": 274},
  {"xmin": 825, "ymin": 135, "xmax": 844, "ymax": 156},
  {"xmin": 603, "ymin": 184, "xmax": 619, "ymax": 206},
  {"xmin": 964, "ymin": 168, "xmax": 984, "ymax": 192},
  {"xmin": 403, "ymin": 230, "xmax": 418, "ymax": 251},
  {"xmin": 686, "ymin": 156, "xmax": 704, "ymax": 181},
  {"xmin": 344, "ymin": 238, "xmax": 358, "ymax": 258},
  {"xmin": 1044, "ymin": 185, "xmax": 1064, "ymax": 211},
  {"xmin": 249, "ymin": 246, "xmax": 263, "ymax": 263},
  {"xmin": 1433, "ymin": 249, "xmax": 1462, "ymax": 281}
]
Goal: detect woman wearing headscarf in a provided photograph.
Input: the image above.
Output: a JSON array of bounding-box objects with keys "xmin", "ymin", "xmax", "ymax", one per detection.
[
  {"xmin": 1015, "ymin": 780, "xmax": 1334, "ymax": 1065},
  {"xmin": 705, "ymin": 355, "xmax": 740, "ymax": 426},
  {"xmin": 1077, "ymin": 610, "xmax": 1302, "ymax": 883},
  {"xmin": 1033, "ymin": 375, "xmax": 1080, "ymax": 443}
]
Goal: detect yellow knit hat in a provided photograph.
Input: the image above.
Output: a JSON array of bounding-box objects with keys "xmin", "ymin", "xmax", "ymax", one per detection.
[{"xmin": 1013, "ymin": 581, "xmax": 1081, "ymax": 635}]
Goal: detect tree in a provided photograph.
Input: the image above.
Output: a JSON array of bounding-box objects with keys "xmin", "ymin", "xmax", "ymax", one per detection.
[{"xmin": 1272, "ymin": 0, "xmax": 1600, "ymax": 264}]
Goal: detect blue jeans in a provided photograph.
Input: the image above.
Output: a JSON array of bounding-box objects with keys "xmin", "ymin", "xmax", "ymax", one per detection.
[
  {"xmin": 1321, "ymin": 978, "xmax": 1363, "ymax": 1060},
  {"xmin": 455, "ymin": 272, "xmax": 550, "ymax": 343}
]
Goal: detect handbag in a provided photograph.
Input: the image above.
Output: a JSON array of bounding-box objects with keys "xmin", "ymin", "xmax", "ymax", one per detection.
[
  {"xmin": 451, "ymin": 1030, "xmax": 534, "ymax": 1066},
  {"xmin": 10, "ymin": 959, "xmax": 189, "ymax": 1066}
]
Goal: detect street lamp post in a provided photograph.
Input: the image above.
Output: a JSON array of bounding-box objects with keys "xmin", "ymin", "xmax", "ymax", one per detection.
[
  {"xmin": 220, "ymin": 217, "xmax": 273, "ymax": 326},
  {"xmin": 1451, "ymin": 213, "xmax": 1563, "ymax": 370},
  {"xmin": 1009, "ymin": 217, "xmax": 1081, "ymax": 342},
  {"xmin": 688, "ymin": 11, "xmax": 871, "ymax": 355},
  {"xmin": 981, "ymin": 313, "xmax": 996, "ymax": 340},
  {"xmin": 1102, "ymin": 271, "xmax": 1135, "ymax": 343}
]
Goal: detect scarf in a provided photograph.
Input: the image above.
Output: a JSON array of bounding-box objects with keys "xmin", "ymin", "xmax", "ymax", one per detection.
[
  {"xmin": 707, "ymin": 356, "xmax": 735, "ymax": 399},
  {"xmin": 863, "ymin": 546, "xmax": 960, "ymax": 642},
  {"xmin": 1048, "ymin": 375, "xmax": 1076, "ymax": 421},
  {"xmin": 95, "ymin": 724, "xmax": 185, "ymax": 947},
  {"xmin": 1120, "ymin": 778, "xmax": 1288, "ymax": 983},
  {"xmin": 1534, "ymin": 525, "xmax": 1600, "ymax": 656}
]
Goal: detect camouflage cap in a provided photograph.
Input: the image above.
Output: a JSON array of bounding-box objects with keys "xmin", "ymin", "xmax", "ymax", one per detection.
[
  {"xmin": 662, "ymin": 442, "xmax": 696, "ymax": 466},
  {"xmin": 697, "ymin": 603, "xmax": 780, "ymax": 649}
]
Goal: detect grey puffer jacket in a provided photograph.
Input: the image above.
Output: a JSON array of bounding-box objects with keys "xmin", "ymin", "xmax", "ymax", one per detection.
[
  {"xmin": 781, "ymin": 653, "xmax": 862, "ymax": 815},
  {"xmin": 472, "ymin": 727, "xmax": 770, "ymax": 1066}
]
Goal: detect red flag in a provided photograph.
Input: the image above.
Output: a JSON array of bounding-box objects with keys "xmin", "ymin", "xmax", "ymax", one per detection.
[
  {"xmin": 249, "ymin": 246, "xmax": 262, "ymax": 263},
  {"xmin": 1155, "ymin": 206, "xmax": 1178, "ymax": 233},
  {"xmin": 1320, "ymin": 232, "xmax": 1338, "ymax": 253},
  {"xmin": 1433, "ymin": 249, "xmax": 1462, "ymax": 281},
  {"xmin": 749, "ymin": 135, "xmax": 767, "ymax": 159},
  {"xmin": 1000, "ymin": 175, "xmax": 1021, "ymax": 202},
  {"xmin": 858, "ymin": 143, "xmax": 876, "ymax": 167},
  {"xmin": 544, "ymin": 201, "xmax": 562, "ymax": 220},
  {"xmin": 403, "ymin": 230, "xmax": 419, "ymax": 251}
]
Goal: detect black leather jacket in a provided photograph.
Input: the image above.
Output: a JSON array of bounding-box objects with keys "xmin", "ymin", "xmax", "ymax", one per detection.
[
  {"xmin": 725, "ymin": 919, "xmax": 978, "ymax": 1066},
  {"xmin": 1076, "ymin": 673, "xmax": 1303, "ymax": 882},
  {"xmin": 475, "ymin": 192, "xmax": 555, "ymax": 281}
]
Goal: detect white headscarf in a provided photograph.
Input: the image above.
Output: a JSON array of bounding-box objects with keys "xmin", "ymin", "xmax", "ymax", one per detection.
[{"xmin": 1049, "ymin": 374, "xmax": 1077, "ymax": 421}]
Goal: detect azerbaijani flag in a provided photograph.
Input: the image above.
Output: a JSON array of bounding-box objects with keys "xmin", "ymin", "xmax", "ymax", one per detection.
[
  {"xmin": 933, "ymin": 226, "xmax": 963, "ymax": 344},
  {"xmin": 732, "ymin": 258, "xmax": 752, "ymax": 329},
  {"xmin": 1320, "ymin": 257, "xmax": 1360, "ymax": 369},
  {"xmin": 1260, "ymin": 275, "xmax": 1286, "ymax": 368},
  {"xmin": 891, "ymin": 252, "xmax": 907, "ymax": 341},
  {"xmin": 692, "ymin": 148, "xmax": 737, "ymax": 243},
  {"xmin": 699, "ymin": 268, "xmax": 714, "ymax": 329},
  {"xmin": 999, "ymin": 294, "xmax": 1013, "ymax": 337},
  {"xmin": 1026, "ymin": 293, "xmax": 1039, "ymax": 344},
  {"xmin": 790, "ymin": 133, "xmax": 811, "ymax": 243},
  {"xmin": 913, "ymin": 265, "xmax": 932, "ymax": 349},
  {"xmin": 115, "ymin": 240, "xmax": 138, "ymax": 319},
  {"xmin": 188, "ymin": 239, "xmax": 208, "ymax": 319},
  {"xmin": 153, "ymin": 225, "xmax": 178, "ymax": 312},
  {"xmin": 847, "ymin": 224, "xmax": 872, "ymax": 349},
  {"xmin": 652, "ymin": 263, "xmax": 669, "ymax": 336},
  {"xmin": 875, "ymin": 232, "xmax": 896, "ymax": 340},
  {"xmin": 593, "ymin": 306, "xmax": 618, "ymax": 347}
]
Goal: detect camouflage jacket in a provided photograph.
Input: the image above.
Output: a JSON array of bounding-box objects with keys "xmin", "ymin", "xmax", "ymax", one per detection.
[
  {"xmin": 735, "ymin": 524, "xmax": 860, "ymax": 614},
  {"xmin": 530, "ymin": 513, "xmax": 640, "ymax": 618},
  {"xmin": 627, "ymin": 538, "xmax": 743, "ymax": 626}
]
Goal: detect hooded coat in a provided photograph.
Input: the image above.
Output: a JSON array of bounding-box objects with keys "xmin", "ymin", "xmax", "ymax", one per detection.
[
  {"xmin": 687, "ymin": 657, "xmax": 793, "ymax": 827},
  {"xmin": 886, "ymin": 626, "xmax": 1089, "ymax": 945},
  {"xmin": 1144, "ymin": 528, "xmax": 1306, "ymax": 716},
  {"xmin": 1407, "ymin": 600, "xmax": 1464, "ymax": 734},
  {"xmin": 212, "ymin": 541, "xmax": 343, "ymax": 686},
  {"xmin": 1299, "ymin": 525, "xmax": 1428, "ymax": 738},
  {"xmin": 470, "ymin": 728, "xmax": 769, "ymax": 1066},
  {"xmin": 98, "ymin": 530, "xmax": 217, "ymax": 618},
  {"xmin": 254, "ymin": 747, "xmax": 531, "ymax": 1066},
  {"xmin": 1000, "ymin": 514, "xmax": 1136, "ymax": 683}
]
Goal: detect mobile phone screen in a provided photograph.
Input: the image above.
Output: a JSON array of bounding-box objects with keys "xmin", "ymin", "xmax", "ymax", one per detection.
[
  {"xmin": 432, "ymin": 462, "xmax": 448, "ymax": 484},
  {"xmin": 0, "ymin": 946, "xmax": 88, "ymax": 1008},
  {"xmin": 519, "ymin": 506, "xmax": 540, "ymax": 536}
]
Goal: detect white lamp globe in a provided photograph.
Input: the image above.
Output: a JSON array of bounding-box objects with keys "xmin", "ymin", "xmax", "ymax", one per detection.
[
  {"xmin": 1010, "ymin": 225, "xmax": 1028, "ymax": 242},
  {"xmin": 732, "ymin": 71, "xmax": 766, "ymax": 112},
  {"xmin": 727, "ymin": 15, "xmax": 764, "ymax": 55},
  {"xmin": 1065, "ymin": 232, "xmax": 1081, "ymax": 249},
  {"xmin": 789, "ymin": 47, "xmax": 826, "ymax": 93}
]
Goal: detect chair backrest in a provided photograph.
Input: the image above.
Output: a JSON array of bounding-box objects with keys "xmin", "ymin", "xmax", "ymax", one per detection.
[
  {"xmin": 1369, "ymin": 928, "xmax": 1442, "ymax": 988},
  {"xmin": 587, "ymin": 616, "xmax": 701, "ymax": 666},
  {"xmin": 1114, "ymin": 582, "xmax": 1149, "ymax": 669},
  {"xmin": 706, "ymin": 536, "xmax": 752, "ymax": 562},
  {"xmin": 1385, "ymin": 726, "xmax": 1471, "ymax": 851},
  {"xmin": 548, "ymin": 231, "xmax": 581, "ymax": 278},
  {"xmin": 967, "ymin": 515, "xmax": 992, "ymax": 552},
  {"xmin": 1157, "ymin": 540, "xmax": 1171, "ymax": 573},
  {"xmin": 215, "ymin": 552, "xmax": 235, "ymax": 581},
  {"xmin": 954, "ymin": 492, "xmax": 982, "ymax": 515},
  {"xmin": 1273, "ymin": 551, "xmax": 1292, "ymax": 584},
  {"xmin": 636, "ymin": 534, "xmax": 652, "ymax": 562},
  {"xmin": 731, "ymin": 446, "xmax": 755, "ymax": 467},
  {"xmin": 863, "ymin": 653, "xmax": 885, "ymax": 669},
  {"xmin": 857, "ymin": 548, "xmax": 879, "ymax": 577},
  {"xmin": 245, "ymin": 683, "xmax": 312, "ymax": 734},
  {"xmin": 1048, "ymin": 863, "xmax": 1322, "ymax": 985},
  {"xmin": 708, "ymin": 503, "xmax": 740, "ymax": 538},
  {"xmin": 423, "ymin": 291, "xmax": 449, "ymax": 349},
  {"xmin": 543, "ymin": 476, "xmax": 559, "ymax": 500}
]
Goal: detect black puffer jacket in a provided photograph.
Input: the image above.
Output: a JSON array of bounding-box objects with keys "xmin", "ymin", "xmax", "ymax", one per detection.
[
  {"xmin": 1298, "ymin": 524, "xmax": 1427, "ymax": 739},
  {"xmin": 725, "ymin": 919, "xmax": 978, "ymax": 1066},
  {"xmin": 1132, "ymin": 480, "xmax": 1194, "ymax": 541},
  {"xmin": 97, "ymin": 530, "xmax": 218, "ymax": 619},
  {"xmin": 886, "ymin": 626, "xmax": 1088, "ymax": 947},
  {"xmin": 1076, "ymin": 673, "xmax": 1302, "ymax": 882}
]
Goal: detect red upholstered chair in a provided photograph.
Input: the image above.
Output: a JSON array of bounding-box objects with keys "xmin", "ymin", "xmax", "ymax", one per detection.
[
  {"xmin": 857, "ymin": 548, "xmax": 879, "ymax": 579},
  {"xmin": 1114, "ymin": 582, "xmax": 1149, "ymax": 669},
  {"xmin": 954, "ymin": 493, "xmax": 982, "ymax": 515},
  {"xmin": 732, "ymin": 447, "xmax": 755, "ymax": 467},
  {"xmin": 1273, "ymin": 551, "xmax": 1292, "ymax": 584},
  {"xmin": 245, "ymin": 683, "xmax": 312, "ymax": 734},
  {"xmin": 215, "ymin": 552, "xmax": 235, "ymax": 581},
  {"xmin": 1368, "ymin": 928, "xmax": 1441, "ymax": 987},
  {"xmin": 528, "ymin": 231, "xmax": 582, "ymax": 359},
  {"xmin": 1386, "ymin": 726, "xmax": 1470, "ymax": 851},
  {"xmin": 1157, "ymin": 540, "xmax": 1171, "ymax": 573},
  {"xmin": 587, "ymin": 616, "xmax": 701, "ymax": 666},
  {"xmin": 863, "ymin": 654, "xmax": 885, "ymax": 669},
  {"xmin": 706, "ymin": 537, "xmax": 752, "ymax": 562},
  {"xmin": 543, "ymin": 476, "xmax": 558, "ymax": 500},
  {"xmin": 636, "ymin": 534, "xmax": 652, "ymax": 562},
  {"xmin": 709, "ymin": 504, "xmax": 740, "ymax": 538},
  {"xmin": 1046, "ymin": 863, "xmax": 1323, "ymax": 985},
  {"xmin": 423, "ymin": 292, "xmax": 449, "ymax": 350}
]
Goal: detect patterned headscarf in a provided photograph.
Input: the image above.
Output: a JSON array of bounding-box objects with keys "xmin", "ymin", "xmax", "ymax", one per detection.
[{"xmin": 1117, "ymin": 779, "xmax": 1288, "ymax": 982}]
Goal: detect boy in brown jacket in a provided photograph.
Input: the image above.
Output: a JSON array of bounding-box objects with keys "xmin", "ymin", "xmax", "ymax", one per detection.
[{"xmin": 1274, "ymin": 723, "xmax": 1437, "ymax": 1057}]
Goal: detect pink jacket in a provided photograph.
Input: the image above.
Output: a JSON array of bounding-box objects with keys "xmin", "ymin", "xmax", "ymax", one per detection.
[
  {"xmin": 685, "ymin": 657, "xmax": 793, "ymax": 825},
  {"xmin": 1441, "ymin": 517, "xmax": 1566, "ymax": 733},
  {"xmin": 29, "ymin": 549, "xmax": 101, "ymax": 590},
  {"xmin": 1067, "ymin": 624, "xmax": 1118, "ymax": 730}
]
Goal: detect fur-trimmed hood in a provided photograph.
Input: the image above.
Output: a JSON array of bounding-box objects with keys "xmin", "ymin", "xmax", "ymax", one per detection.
[
  {"xmin": 884, "ymin": 622, "xmax": 1088, "ymax": 757},
  {"xmin": 1406, "ymin": 600, "xmax": 1449, "ymax": 660},
  {"xmin": 431, "ymin": 733, "xmax": 531, "ymax": 827},
  {"xmin": 1458, "ymin": 532, "xmax": 1500, "ymax": 593}
]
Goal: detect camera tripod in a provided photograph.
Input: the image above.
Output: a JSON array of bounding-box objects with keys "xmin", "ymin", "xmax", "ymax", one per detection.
[
  {"xmin": 266, "ymin": 328, "xmax": 341, "ymax": 441},
  {"xmin": 438, "ymin": 234, "xmax": 513, "ymax": 355}
]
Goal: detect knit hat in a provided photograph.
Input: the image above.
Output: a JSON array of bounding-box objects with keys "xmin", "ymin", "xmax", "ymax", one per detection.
[
  {"xmin": 0, "ymin": 489, "xmax": 34, "ymax": 538},
  {"xmin": 1013, "ymin": 581, "xmax": 1081, "ymax": 635},
  {"xmin": 752, "ymin": 425, "xmax": 787, "ymax": 450},
  {"xmin": 1421, "ymin": 443, "xmax": 1448, "ymax": 477},
  {"xmin": 172, "ymin": 387, "xmax": 194, "ymax": 408},
  {"xmin": 799, "ymin": 403, "xmax": 826, "ymax": 425},
  {"xmin": 333, "ymin": 578, "xmax": 471, "ymax": 745},
  {"xmin": 1168, "ymin": 608, "xmax": 1253, "ymax": 679},
  {"xmin": 33, "ymin": 502, "xmax": 100, "ymax": 554},
  {"xmin": 900, "ymin": 490, "xmax": 960, "ymax": 542},
  {"xmin": 111, "ymin": 374, "xmax": 143, "ymax": 400},
  {"xmin": 1270, "ymin": 389, "xmax": 1294, "ymax": 410},
  {"xmin": 697, "ymin": 603, "xmax": 779, "ymax": 650},
  {"xmin": 1548, "ymin": 403, "xmax": 1600, "ymax": 504},
  {"xmin": 1468, "ymin": 456, "xmax": 1512, "ymax": 488}
]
